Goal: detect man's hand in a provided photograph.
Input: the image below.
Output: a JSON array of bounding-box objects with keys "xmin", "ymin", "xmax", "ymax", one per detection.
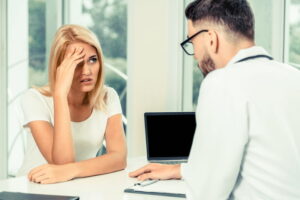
[
  {"xmin": 129, "ymin": 163, "xmax": 182, "ymax": 181},
  {"xmin": 28, "ymin": 163, "xmax": 78, "ymax": 184}
]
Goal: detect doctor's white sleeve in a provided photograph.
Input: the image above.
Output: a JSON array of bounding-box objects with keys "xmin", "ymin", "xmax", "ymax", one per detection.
[{"xmin": 181, "ymin": 71, "xmax": 249, "ymax": 200}]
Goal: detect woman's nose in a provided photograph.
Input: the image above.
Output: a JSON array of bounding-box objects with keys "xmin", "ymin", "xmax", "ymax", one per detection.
[{"xmin": 82, "ymin": 63, "xmax": 92, "ymax": 75}]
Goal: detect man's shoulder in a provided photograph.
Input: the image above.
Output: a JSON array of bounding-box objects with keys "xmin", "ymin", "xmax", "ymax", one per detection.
[
  {"xmin": 201, "ymin": 68, "xmax": 231, "ymax": 89},
  {"xmin": 200, "ymin": 66, "xmax": 249, "ymax": 98}
]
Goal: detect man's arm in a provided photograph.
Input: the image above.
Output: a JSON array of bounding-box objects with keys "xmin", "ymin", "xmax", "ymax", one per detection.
[
  {"xmin": 129, "ymin": 72, "xmax": 248, "ymax": 199},
  {"xmin": 181, "ymin": 72, "xmax": 249, "ymax": 199}
]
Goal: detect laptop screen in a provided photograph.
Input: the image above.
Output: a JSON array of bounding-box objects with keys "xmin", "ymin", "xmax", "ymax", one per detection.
[{"xmin": 144, "ymin": 112, "xmax": 196, "ymax": 161}]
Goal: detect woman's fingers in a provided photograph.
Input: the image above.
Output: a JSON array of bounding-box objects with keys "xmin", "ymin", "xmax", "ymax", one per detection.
[
  {"xmin": 31, "ymin": 169, "xmax": 46, "ymax": 182},
  {"xmin": 73, "ymin": 47, "xmax": 85, "ymax": 57},
  {"xmin": 54, "ymin": 45, "xmax": 86, "ymax": 95},
  {"xmin": 28, "ymin": 164, "xmax": 48, "ymax": 181},
  {"xmin": 59, "ymin": 49, "xmax": 85, "ymax": 71},
  {"xmin": 65, "ymin": 47, "xmax": 84, "ymax": 60},
  {"xmin": 68, "ymin": 47, "xmax": 85, "ymax": 67},
  {"xmin": 33, "ymin": 173, "xmax": 49, "ymax": 183},
  {"xmin": 40, "ymin": 178, "xmax": 56, "ymax": 184},
  {"xmin": 65, "ymin": 47, "xmax": 76, "ymax": 58}
]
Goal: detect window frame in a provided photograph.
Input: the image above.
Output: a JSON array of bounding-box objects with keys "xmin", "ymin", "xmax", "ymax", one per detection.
[
  {"xmin": 284, "ymin": 0, "xmax": 300, "ymax": 69},
  {"xmin": 0, "ymin": 0, "xmax": 8, "ymax": 179},
  {"xmin": 272, "ymin": 0, "xmax": 286, "ymax": 62},
  {"xmin": 182, "ymin": 0, "xmax": 197, "ymax": 111},
  {"xmin": 46, "ymin": 0, "xmax": 63, "ymax": 67}
]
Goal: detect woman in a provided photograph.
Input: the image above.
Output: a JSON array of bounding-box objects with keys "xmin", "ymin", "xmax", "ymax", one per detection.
[{"xmin": 17, "ymin": 24, "xmax": 127, "ymax": 184}]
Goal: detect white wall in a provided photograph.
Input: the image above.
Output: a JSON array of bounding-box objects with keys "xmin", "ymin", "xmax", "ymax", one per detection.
[
  {"xmin": 127, "ymin": 0, "xmax": 185, "ymax": 157},
  {"xmin": 0, "ymin": 0, "xmax": 8, "ymax": 180},
  {"xmin": 7, "ymin": 0, "xmax": 29, "ymax": 176}
]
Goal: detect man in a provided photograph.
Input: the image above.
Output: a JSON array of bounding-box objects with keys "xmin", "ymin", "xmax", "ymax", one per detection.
[{"xmin": 129, "ymin": 0, "xmax": 300, "ymax": 199}]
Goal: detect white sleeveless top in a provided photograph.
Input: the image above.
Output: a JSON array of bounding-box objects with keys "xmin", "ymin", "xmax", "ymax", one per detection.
[{"xmin": 17, "ymin": 87, "xmax": 122, "ymax": 176}]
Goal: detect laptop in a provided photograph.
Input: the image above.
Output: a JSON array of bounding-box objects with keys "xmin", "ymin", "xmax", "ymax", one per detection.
[
  {"xmin": 0, "ymin": 191, "xmax": 79, "ymax": 200},
  {"xmin": 144, "ymin": 112, "xmax": 196, "ymax": 164}
]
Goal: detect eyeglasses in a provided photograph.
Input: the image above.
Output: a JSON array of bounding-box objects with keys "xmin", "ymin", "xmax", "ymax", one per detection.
[{"xmin": 180, "ymin": 29, "xmax": 208, "ymax": 55}]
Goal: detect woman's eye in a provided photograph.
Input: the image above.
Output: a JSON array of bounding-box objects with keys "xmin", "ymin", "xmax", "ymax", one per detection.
[{"xmin": 89, "ymin": 57, "xmax": 97, "ymax": 63}]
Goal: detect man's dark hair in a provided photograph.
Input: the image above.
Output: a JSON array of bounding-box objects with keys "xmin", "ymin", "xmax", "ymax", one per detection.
[{"xmin": 185, "ymin": 0, "xmax": 254, "ymax": 40}]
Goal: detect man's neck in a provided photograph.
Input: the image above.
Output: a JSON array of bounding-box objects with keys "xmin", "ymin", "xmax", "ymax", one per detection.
[{"xmin": 217, "ymin": 40, "xmax": 255, "ymax": 69}]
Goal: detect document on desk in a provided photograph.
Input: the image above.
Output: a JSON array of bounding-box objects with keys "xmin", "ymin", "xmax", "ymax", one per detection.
[
  {"xmin": 124, "ymin": 179, "xmax": 186, "ymax": 198},
  {"xmin": 0, "ymin": 191, "xmax": 79, "ymax": 200}
]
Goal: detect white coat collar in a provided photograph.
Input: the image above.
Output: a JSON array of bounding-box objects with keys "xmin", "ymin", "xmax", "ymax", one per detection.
[{"xmin": 226, "ymin": 46, "xmax": 271, "ymax": 67}]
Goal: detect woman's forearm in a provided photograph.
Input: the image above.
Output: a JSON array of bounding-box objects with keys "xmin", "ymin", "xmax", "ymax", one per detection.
[
  {"xmin": 52, "ymin": 94, "xmax": 75, "ymax": 164},
  {"xmin": 28, "ymin": 151, "xmax": 126, "ymax": 184},
  {"xmin": 72, "ymin": 152, "xmax": 127, "ymax": 178}
]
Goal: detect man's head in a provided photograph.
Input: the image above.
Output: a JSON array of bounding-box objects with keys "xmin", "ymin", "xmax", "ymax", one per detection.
[{"xmin": 183, "ymin": 0, "xmax": 255, "ymax": 76}]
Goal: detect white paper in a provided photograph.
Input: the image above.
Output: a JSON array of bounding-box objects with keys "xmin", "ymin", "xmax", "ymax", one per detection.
[{"xmin": 130, "ymin": 180, "xmax": 186, "ymax": 195}]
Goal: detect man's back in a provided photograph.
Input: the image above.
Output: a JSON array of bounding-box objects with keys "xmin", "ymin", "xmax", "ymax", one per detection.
[
  {"xmin": 227, "ymin": 52, "xmax": 300, "ymax": 199},
  {"xmin": 181, "ymin": 47, "xmax": 300, "ymax": 200}
]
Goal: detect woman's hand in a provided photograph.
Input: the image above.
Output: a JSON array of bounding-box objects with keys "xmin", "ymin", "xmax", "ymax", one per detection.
[
  {"xmin": 28, "ymin": 163, "xmax": 79, "ymax": 184},
  {"xmin": 54, "ymin": 47, "xmax": 85, "ymax": 97}
]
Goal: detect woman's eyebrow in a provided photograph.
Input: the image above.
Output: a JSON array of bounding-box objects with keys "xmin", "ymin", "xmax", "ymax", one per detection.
[{"xmin": 89, "ymin": 55, "xmax": 97, "ymax": 59}]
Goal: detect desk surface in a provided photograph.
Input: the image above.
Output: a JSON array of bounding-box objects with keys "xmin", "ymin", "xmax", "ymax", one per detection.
[{"xmin": 0, "ymin": 157, "xmax": 185, "ymax": 200}]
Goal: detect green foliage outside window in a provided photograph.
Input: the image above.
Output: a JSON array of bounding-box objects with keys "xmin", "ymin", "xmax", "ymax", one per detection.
[{"xmin": 83, "ymin": 0, "xmax": 127, "ymax": 115}]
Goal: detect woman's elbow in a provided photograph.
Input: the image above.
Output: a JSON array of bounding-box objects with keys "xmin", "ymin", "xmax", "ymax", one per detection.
[
  {"xmin": 115, "ymin": 151, "xmax": 127, "ymax": 170},
  {"xmin": 121, "ymin": 156, "xmax": 127, "ymax": 169},
  {"xmin": 118, "ymin": 152, "xmax": 127, "ymax": 169}
]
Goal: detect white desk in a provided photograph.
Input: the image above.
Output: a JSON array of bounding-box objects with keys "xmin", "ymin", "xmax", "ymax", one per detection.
[{"xmin": 0, "ymin": 157, "xmax": 186, "ymax": 200}]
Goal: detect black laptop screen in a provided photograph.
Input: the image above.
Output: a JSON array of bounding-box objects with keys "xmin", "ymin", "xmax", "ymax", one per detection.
[{"xmin": 144, "ymin": 112, "xmax": 196, "ymax": 159}]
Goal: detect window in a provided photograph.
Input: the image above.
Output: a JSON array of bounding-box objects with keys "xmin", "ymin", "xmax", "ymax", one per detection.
[
  {"xmin": 183, "ymin": 0, "xmax": 201, "ymax": 111},
  {"xmin": 286, "ymin": 0, "xmax": 300, "ymax": 69},
  {"xmin": 28, "ymin": 0, "xmax": 47, "ymax": 87},
  {"xmin": 67, "ymin": 0, "xmax": 128, "ymax": 117},
  {"xmin": 192, "ymin": 61, "xmax": 204, "ymax": 109},
  {"xmin": 249, "ymin": 1, "xmax": 274, "ymax": 55}
]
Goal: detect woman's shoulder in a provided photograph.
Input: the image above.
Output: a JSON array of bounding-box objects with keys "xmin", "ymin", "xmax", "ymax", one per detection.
[
  {"xmin": 104, "ymin": 86, "xmax": 120, "ymax": 102},
  {"xmin": 21, "ymin": 88, "xmax": 52, "ymax": 106},
  {"xmin": 22, "ymin": 88, "xmax": 40, "ymax": 100},
  {"xmin": 20, "ymin": 88, "xmax": 53, "ymax": 125},
  {"xmin": 102, "ymin": 86, "xmax": 122, "ymax": 116},
  {"xmin": 23, "ymin": 88, "xmax": 49, "ymax": 99},
  {"xmin": 105, "ymin": 86, "xmax": 118, "ymax": 96}
]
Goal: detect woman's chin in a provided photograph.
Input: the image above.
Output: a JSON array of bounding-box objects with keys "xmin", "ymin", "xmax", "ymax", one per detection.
[{"xmin": 79, "ymin": 85, "xmax": 95, "ymax": 93}]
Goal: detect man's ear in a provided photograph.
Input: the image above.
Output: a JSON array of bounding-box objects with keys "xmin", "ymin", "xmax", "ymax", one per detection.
[{"xmin": 206, "ymin": 30, "xmax": 219, "ymax": 54}]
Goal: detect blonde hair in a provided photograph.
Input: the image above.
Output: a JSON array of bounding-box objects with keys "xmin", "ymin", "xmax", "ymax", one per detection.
[{"xmin": 38, "ymin": 24, "xmax": 107, "ymax": 110}]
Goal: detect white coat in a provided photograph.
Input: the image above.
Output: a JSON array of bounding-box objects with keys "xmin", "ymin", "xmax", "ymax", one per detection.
[{"xmin": 181, "ymin": 46, "xmax": 300, "ymax": 200}]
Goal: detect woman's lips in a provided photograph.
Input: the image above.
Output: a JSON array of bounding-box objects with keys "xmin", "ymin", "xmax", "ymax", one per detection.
[{"xmin": 80, "ymin": 78, "xmax": 93, "ymax": 85}]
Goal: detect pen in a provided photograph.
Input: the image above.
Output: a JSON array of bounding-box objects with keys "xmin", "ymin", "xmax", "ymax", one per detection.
[{"xmin": 134, "ymin": 179, "xmax": 159, "ymax": 187}]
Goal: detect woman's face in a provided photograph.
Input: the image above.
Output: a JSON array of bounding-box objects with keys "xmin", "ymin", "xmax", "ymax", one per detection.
[{"xmin": 66, "ymin": 42, "xmax": 100, "ymax": 93}]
